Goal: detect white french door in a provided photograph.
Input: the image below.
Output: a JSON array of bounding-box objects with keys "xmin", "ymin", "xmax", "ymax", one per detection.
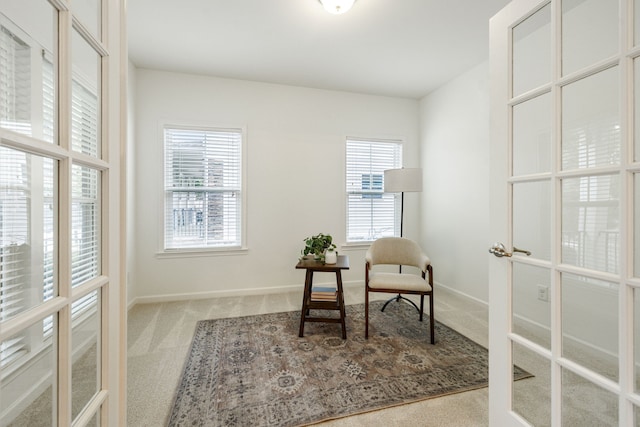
[
  {"xmin": 0, "ymin": 0, "xmax": 125, "ymax": 426},
  {"xmin": 490, "ymin": 0, "xmax": 640, "ymax": 425}
]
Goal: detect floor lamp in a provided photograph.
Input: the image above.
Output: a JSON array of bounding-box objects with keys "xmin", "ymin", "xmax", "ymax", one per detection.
[{"xmin": 381, "ymin": 167, "xmax": 423, "ymax": 311}]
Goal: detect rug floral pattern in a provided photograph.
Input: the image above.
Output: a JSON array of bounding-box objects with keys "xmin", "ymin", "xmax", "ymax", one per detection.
[{"xmin": 168, "ymin": 301, "xmax": 530, "ymax": 426}]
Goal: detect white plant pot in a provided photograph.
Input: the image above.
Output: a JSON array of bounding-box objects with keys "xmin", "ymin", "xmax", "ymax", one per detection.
[{"xmin": 325, "ymin": 251, "xmax": 337, "ymax": 264}]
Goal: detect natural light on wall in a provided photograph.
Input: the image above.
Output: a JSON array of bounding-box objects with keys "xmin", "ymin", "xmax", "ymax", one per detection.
[{"xmin": 319, "ymin": 0, "xmax": 355, "ymax": 15}]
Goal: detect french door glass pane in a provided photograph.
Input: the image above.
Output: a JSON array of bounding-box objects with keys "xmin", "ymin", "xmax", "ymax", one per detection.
[
  {"xmin": 89, "ymin": 412, "xmax": 100, "ymax": 426},
  {"xmin": 562, "ymin": 367, "xmax": 617, "ymax": 425},
  {"xmin": 0, "ymin": 1, "xmax": 56, "ymax": 141},
  {"xmin": 512, "ymin": 341, "xmax": 550, "ymax": 426},
  {"xmin": 512, "ymin": 263, "xmax": 551, "ymax": 349},
  {"xmin": 71, "ymin": 29, "xmax": 101, "ymax": 158},
  {"xmin": 71, "ymin": 165, "xmax": 100, "ymax": 287},
  {"xmin": 1, "ymin": 326, "xmax": 55, "ymax": 426},
  {"xmin": 514, "ymin": 181, "xmax": 551, "ymax": 261},
  {"xmin": 562, "ymin": 273, "xmax": 618, "ymax": 382},
  {"xmin": 561, "ymin": 175, "xmax": 619, "ymax": 274},
  {"xmin": 561, "ymin": 0, "xmax": 618, "ymax": 76},
  {"xmin": 512, "ymin": 3, "xmax": 551, "ymax": 97},
  {"xmin": 513, "ymin": 93, "xmax": 551, "ymax": 176},
  {"xmin": 72, "ymin": 289, "xmax": 100, "ymax": 420},
  {"xmin": 562, "ymin": 67, "xmax": 620, "ymax": 171},
  {"xmin": 0, "ymin": 146, "xmax": 57, "ymax": 323},
  {"xmin": 73, "ymin": 0, "xmax": 101, "ymax": 41}
]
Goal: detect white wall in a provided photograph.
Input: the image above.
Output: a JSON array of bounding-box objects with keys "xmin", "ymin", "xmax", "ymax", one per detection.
[
  {"xmin": 419, "ymin": 61, "xmax": 491, "ymax": 304},
  {"xmin": 131, "ymin": 69, "xmax": 420, "ymax": 303}
]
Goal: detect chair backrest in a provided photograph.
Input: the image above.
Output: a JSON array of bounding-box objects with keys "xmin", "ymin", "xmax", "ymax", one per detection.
[{"xmin": 367, "ymin": 237, "xmax": 426, "ymax": 269}]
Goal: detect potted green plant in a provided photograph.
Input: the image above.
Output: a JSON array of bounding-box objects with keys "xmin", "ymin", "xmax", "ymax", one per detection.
[{"xmin": 300, "ymin": 233, "xmax": 337, "ymax": 262}]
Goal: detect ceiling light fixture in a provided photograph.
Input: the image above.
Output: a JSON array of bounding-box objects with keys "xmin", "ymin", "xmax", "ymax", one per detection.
[{"xmin": 319, "ymin": 0, "xmax": 356, "ymax": 15}]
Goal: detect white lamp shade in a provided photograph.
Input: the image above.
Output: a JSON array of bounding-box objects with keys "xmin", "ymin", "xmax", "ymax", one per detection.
[
  {"xmin": 319, "ymin": 0, "xmax": 355, "ymax": 14},
  {"xmin": 384, "ymin": 168, "xmax": 423, "ymax": 193}
]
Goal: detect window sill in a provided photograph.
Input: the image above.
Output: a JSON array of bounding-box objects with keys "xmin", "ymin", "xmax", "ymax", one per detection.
[
  {"xmin": 340, "ymin": 242, "xmax": 373, "ymax": 251},
  {"xmin": 156, "ymin": 247, "xmax": 248, "ymax": 259}
]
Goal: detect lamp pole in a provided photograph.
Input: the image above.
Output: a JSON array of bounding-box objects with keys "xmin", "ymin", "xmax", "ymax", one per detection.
[{"xmin": 383, "ymin": 167, "xmax": 422, "ymax": 275}]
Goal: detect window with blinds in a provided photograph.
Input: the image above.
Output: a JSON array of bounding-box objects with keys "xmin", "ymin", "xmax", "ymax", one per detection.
[
  {"xmin": 164, "ymin": 126, "xmax": 243, "ymax": 250},
  {"xmin": 345, "ymin": 138, "xmax": 402, "ymax": 242}
]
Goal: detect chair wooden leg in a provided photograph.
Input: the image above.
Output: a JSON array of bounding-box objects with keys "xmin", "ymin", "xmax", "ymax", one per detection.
[
  {"xmin": 365, "ymin": 287, "xmax": 369, "ymax": 339},
  {"xmin": 419, "ymin": 295, "xmax": 424, "ymax": 322},
  {"xmin": 429, "ymin": 293, "xmax": 435, "ymax": 344}
]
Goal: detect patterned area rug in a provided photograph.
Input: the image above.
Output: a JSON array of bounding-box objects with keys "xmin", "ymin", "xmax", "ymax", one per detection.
[{"xmin": 168, "ymin": 301, "xmax": 531, "ymax": 426}]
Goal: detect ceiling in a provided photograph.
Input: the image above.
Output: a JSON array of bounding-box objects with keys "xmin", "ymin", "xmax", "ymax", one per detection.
[{"xmin": 127, "ymin": 0, "xmax": 510, "ymax": 99}]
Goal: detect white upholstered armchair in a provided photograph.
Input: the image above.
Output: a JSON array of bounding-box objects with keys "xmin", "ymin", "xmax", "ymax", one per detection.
[{"xmin": 365, "ymin": 237, "xmax": 434, "ymax": 344}]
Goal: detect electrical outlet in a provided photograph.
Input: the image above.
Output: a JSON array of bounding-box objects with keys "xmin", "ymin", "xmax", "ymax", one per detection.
[{"xmin": 537, "ymin": 284, "xmax": 549, "ymax": 302}]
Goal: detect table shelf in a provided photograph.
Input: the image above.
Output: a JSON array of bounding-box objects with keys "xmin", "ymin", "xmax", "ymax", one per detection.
[{"xmin": 296, "ymin": 255, "xmax": 350, "ymax": 339}]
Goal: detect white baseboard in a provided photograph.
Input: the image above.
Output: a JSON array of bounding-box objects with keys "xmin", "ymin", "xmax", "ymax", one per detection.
[
  {"xmin": 434, "ymin": 281, "xmax": 489, "ymax": 307},
  {"xmin": 127, "ymin": 280, "xmax": 364, "ymax": 310},
  {"xmin": 127, "ymin": 280, "xmax": 482, "ymax": 310}
]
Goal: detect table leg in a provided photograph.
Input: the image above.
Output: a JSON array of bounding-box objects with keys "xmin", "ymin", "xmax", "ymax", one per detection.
[
  {"xmin": 306, "ymin": 271, "xmax": 313, "ymax": 316},
  {"xmin": 298, "ymin": 269, "xmax": 313, "ymax": 337},
  {"xmin": 336, "ymin": 271, "xmax": 347, "ymax": 339}
]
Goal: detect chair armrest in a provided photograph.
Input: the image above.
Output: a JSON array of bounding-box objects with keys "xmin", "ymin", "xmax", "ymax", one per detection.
[
  {"xmin": 365, "ymin": 249, "xmax": 373, "ymax": 267},
  {"xmin": 419, "ymin": 253, "xmax": 431, "ymax": 273}
]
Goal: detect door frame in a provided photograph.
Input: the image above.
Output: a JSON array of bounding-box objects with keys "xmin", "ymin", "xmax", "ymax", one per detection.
[{"xmin": 489, "ymin": 2, "xmax": 519, "ymax": 424}]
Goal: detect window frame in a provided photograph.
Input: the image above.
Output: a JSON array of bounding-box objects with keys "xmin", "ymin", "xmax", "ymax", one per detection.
[
  {"xmin": 345, "ymin": 137, "xmax": 403, "ymax": 244},
  {"xmin": 159, "ymin": 123, "xmax": 247, "ymax": 257}
]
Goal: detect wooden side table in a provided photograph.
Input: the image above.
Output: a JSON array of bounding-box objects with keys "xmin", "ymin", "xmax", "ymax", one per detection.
[{"xmin": 296, "ymin": 255, "xmax": 350, "ymax": 339}]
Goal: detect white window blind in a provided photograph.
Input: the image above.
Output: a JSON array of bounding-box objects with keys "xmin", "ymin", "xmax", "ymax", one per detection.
[
  {"xmin": 0, "ymin": 130, "xmax": 29, "ymax": 368},
  {"xmin": 346, "ymin": 139, "xmax": 402, "ymax": 242},
  {"xmin": 42, "ymin": 56, "xmax": 55, "ymax": 144},
  {"xmin": 71, "ymin": 79, "xmax": 99, "ymax": 157},
  {"xmin": 0, "ymin": 25, "xmax": 31, "ymax": 135},
  {"xmin": 71, "ymin": 165, "xmax": 100, "ymax": 285},
  {"xmin": 164, "ymin": 127, "xmax": 243, "ymax": 250},
  {"xmin": 0, "ymin": 147, "xmax": 56, "ymax": 366}
]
